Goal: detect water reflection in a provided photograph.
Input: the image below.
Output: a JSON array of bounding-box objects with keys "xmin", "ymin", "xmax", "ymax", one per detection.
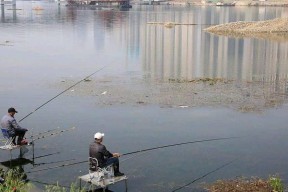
[
  {"xmin": 1, "ymin": 5, "xmax": 288, "ymax": 190},
  {"xmin": 1, "ymin": 157, "xmax": 33, "ymax": 168},
  {"xmin": 141, "ymin": 19, "xmax": 288, "ymax": 83},
  {"xmin": 0, "ymin": 158, "xmax": 31, "ymax": 182},
  {"xmin": 0, "ymin": 4, "xmax": 17, "ymax": 22},
  {"xmin": 1, "ymin": 5, "xmax": 4, "ymax": 21}
]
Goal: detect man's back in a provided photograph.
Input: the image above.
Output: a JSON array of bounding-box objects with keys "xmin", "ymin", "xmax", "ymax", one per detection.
[
  {"xmin": 1, "ymin": 114, "xmax": 14, "ymax": 130},
  {"xmin": 89, "ymin": 141, "xmax": 112, "ymax": 167}
]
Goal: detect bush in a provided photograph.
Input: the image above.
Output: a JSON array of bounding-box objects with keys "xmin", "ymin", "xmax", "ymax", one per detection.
[
  {"xmin": 269, "ymin": 175, "xmax": 284, "ymax": 192},
  {"xmin": 0, "ymin": 168, "xmax": 30, "ymax": 192}
]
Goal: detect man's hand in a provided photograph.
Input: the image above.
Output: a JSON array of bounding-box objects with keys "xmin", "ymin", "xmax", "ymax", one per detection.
[{"xmin": 113, "ymin": 153, "xmax": 121, "ymax": 158}]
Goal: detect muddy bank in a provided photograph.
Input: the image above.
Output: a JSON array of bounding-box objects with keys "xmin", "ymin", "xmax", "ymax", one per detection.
[
  {"xmin": 52, "ymin": 76, "xmax": 288, "ymax": 112},
  {"xmin": 204, "ymin": 18, "xmax": 288, "ymax": 41},
  {"xmin": 203, "ymin": 177, "xmax": 276, "ymax": 192}
]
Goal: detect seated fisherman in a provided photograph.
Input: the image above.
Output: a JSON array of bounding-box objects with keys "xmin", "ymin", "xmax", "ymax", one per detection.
[
  {"xmin": 89, "ymin": 132, "xmax": 124, "ymax": 177},
  {"xmin": 0, "ymin": 107, "xmax": 28, "ymax": 145}
]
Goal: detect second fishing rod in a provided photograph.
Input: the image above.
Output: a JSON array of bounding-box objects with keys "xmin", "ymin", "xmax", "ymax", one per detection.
[
  {"xmin": 19, "ymin": 64, "xmax": 109, "ymax": 123},
  {"xmin": 28, "ymin": 136, "xmax": 239, "ymax": 173}
]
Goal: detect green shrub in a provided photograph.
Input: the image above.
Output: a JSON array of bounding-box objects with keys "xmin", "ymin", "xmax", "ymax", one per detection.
[
  {"xmin": 269, "ymin": 175, "xmax": 284, "ymax": 192},
  {"xmin": 0, "ymin": 168, "xmax": 30, "ymax": 192}
]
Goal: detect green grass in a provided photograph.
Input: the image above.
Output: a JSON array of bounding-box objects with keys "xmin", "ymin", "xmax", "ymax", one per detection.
[
  {"xmin": 0, "ymin": 168, "xmax": 86, "ymax": 192},
  {"xmin": 0, "ymin": 168, "xmax": 31, "ymax": 192},
  {"xmin": 45, "ymin": 183, "xmax": 86, "ymax": 192},
  {"xmin": 269, "ymin": 175, "xmax": 284, "ymax": 192}
]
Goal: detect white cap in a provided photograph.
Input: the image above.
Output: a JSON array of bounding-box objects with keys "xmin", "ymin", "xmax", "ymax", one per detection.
[{"xmin": 94, "ymin": 132, "xmax": 104, "ymax": 139}]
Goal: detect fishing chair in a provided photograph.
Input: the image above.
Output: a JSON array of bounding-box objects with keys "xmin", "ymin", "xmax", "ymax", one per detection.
[
  {"xmin": 1, "ymin": 128, "xmax": 16, "ymax": 149},
  {"xmin": 88, "ymin": 157, "xmax": 114, "ymax": 182}
]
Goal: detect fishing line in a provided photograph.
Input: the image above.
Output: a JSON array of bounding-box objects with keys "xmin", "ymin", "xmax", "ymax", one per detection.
[
  {"xmin": 19, "ymin": 65, "xmax": 108, "ymax": 122},
  {"xmin": 171, "ymin": 159, "xmax": 237, "ymax": 192},
  {"xmin": 122, "ymin": 137, "xmax": 239, "ymax": 156},
  {"xmin": 26, "ymin": 160, "xmax": 87, "ymax": 173}
]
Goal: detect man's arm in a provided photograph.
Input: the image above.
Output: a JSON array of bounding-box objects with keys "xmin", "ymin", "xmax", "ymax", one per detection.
[
  {"xmin": 10, "ymin": 118, "xmax": 22, "ymax": 129},
  {"xmin": 102, "ymin": 145, "xmax": 113, "ymax": 158}
]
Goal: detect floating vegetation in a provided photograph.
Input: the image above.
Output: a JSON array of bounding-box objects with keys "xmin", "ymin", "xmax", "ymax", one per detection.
[
  {"xmin": 204, "ymin": 18, "xmax": 288, "ymax": 41},
  {"xmin": 238, "ymin": 105, "xmax": 260, "ymax": 113},
  {"xmin": 168, "ymin": 78, "xmax": 231, "ymax": 85},
  {"xmin": 54, "ymin": 77, "xmax": 288, "ymax": 113},
  {"xmin": 147, "ymin": 22, "xmax": 198, "ymax": 28}
]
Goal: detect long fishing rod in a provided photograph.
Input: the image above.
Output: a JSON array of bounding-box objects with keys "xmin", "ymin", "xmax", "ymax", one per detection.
[
  {"xmin": 32, "ymin": 152, "xmax": 61, "ymax": 160},
  {"xmin": 19, "ymin": 65, "xmax": 107, "ymax": 122},
  {"xmin": 122, "ymin": 137, "xmax": 239, "ymax": 156},
  {"xmin": 32, "ymin": 158, "xmax": 76, "ymax": 167},
  {"xmin": 171, "ymin": 159, "xmax": 237, "ymax": 192},
  {"xmin": 26, "ymin": 137, "xmax": 238, "ymax": 173},
  {"xmin": 27, "ymin": 160, "xmax": 87, "ymax": 173}
]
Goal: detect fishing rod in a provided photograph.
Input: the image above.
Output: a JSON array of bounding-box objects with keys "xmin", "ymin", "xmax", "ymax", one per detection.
[
  {"xmin": 26, "ymin": 137, "xmax": 238, "ymax": 173},
  {"xmin": 32, "ymin": 158, "xmax": 76, "ymax": 167},
  {"xmin": 27, "ymin": 160, "xmax": 87, "ymax": 173},
  {"xmin": 29, "ymin": 127, "xmax": 75, "ymax": 142},
  {"xmin": 19, "ymin": 65, "xmax": 107, "ymax": 123},
  {"xmin": 171, "ymin": 159, "xmax": 237, "ymax": 192},
  {"xmin": 122, "ymin": 137, "xmax": 239, "ymax": 156},
  {"xmin": 32, "ymin": 152, "xmax": 61, "ymax": 160}
]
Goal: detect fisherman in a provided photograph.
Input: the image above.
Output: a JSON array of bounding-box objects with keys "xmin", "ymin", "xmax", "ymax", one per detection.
[
  {"xmin": 89, "ymin": 132, "xmax": 124, "ymax": 177},
  {"xmin": 1, "ymin": 107, "xmax": 28, "ymax": 145}
]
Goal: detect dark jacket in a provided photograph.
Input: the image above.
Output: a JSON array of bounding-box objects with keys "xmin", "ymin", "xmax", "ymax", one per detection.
[{"xmin": 89, "ymin": 141, "xmax": 113, "ymax": 167}]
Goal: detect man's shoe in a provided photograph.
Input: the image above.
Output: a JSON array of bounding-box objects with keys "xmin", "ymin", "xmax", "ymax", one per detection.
[{"xmin": 114, "ymin": 172, "xmax": 124, "ymax": 177}]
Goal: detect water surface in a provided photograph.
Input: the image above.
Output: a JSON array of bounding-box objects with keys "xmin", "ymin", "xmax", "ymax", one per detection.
[{"xmin": 1, "ymin": 2, "xmax": 288, "ymax": 191}]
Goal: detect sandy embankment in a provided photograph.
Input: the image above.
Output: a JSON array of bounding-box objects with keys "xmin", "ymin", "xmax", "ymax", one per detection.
[{"xmin": 204, "ymin": 18, "xmax": 288, "ymax": 41}]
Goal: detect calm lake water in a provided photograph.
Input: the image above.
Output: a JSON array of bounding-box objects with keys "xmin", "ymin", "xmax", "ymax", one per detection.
[{"xmin": 1, "ymin": 2, "xmax": 288, "ymax": 191}]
